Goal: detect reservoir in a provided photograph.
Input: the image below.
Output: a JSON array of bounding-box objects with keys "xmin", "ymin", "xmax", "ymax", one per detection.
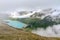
[{"xmin": 5, "ymin": 20, "xmax": 27, "ymax": 28}]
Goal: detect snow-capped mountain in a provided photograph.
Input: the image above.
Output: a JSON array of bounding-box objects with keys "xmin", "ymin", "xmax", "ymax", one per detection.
[
  {"xmin": 10, "ymin": 11, "xmax": 35, "ymax": 18},
  {"xmin": 41, "ymin": 8, "xmax": 60, "ymax": 22},
  {"xmin": 31, "ymin": 8, "xmax": 60, "ymax": 37},
  {"xmin": 10, "ymin": 9, "xmax": 43, "ymax": 18},
  {"xmin": 9, "ymin": 8, "xmax": 60, "ymax": 37},
  {"xmin": 10, "ymin": 8, "xmax": 60, "ymax": 19}
]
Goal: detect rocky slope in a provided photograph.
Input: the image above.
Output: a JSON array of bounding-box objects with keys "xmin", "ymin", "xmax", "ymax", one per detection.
[{"xmin": 10, "ymin": 8, "xmax": 60, "ymax": 19}]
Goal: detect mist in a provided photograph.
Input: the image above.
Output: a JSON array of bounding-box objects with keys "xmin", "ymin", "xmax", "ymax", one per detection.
[
  {"xmin": 0, "ymin": 0, "xmax": 60, "ymax": 12},
  {"xmin": 32, "ymin": 24, "xmax": 60, "ymax": 37}
]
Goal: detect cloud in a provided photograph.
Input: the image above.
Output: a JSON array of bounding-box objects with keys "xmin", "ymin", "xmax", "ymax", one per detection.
[
  {"xmin": 32, "ymin": 24, "xmax": 60, "ymax": 37},
  {"xmin": 0, "ymin": 0, "xmax": 60, "ymax": 12}
]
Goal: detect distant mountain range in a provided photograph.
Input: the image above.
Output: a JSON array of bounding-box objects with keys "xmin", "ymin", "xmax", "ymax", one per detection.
[
  {"xmin": 10, "ymin": 8, "xmax": 60, "ymax": 20},
  {"xmin": 9, "ymin": 8, "xmax": 60, "ymax": 37},
  {"xmin": 1, "ymin": 8, "xmax": 60, "ymax": 38}
]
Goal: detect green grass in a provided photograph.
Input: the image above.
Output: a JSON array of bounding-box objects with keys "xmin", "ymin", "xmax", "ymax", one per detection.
[
  {"xmin": 11, "ymin": 18, "xmax": 57, "ymax": 29},
  {"xmin": 0, "ymin": 19, "xmax": 60, "ymax": 40}
]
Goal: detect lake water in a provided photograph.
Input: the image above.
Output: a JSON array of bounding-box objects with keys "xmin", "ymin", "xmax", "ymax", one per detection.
[{"xmin": 5, "ymin": 20, "xmax": 27, "ymax": 28}]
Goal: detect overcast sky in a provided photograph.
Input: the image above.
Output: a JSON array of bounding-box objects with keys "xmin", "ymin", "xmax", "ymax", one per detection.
[{"xmin": 0, "ymin": 0, "xmax": 60, "ymax": 12}]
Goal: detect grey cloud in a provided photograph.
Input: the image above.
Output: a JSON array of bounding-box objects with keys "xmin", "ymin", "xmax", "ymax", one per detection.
[{"xmin": 0, "ymin": 0, "xmax": 60, "ymax": 12}]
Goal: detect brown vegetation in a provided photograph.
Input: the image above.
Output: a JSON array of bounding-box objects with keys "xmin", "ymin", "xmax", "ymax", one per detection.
[{"xmin": 0, "ymin": 22, "xmax": 60, "ymax": 40}]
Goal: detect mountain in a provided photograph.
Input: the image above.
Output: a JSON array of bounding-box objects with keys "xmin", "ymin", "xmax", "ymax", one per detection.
[
  {"xmin": 10, "ymin": 8, "xmax": 60, "ymax": 19},
  {"xmin": 0, "ymin": 19, "xmax": 41, "ymax": 40},
  {"xmin": 9, "ymin": 8, "xmax": 60, "ymax": 37},
  {"xmin": 0, "ymin": 19, "xmax": 60, "ymax": 40},
  {"xmin": 10, "ymin": 11, "xmax": 34, "ymax": 18}
]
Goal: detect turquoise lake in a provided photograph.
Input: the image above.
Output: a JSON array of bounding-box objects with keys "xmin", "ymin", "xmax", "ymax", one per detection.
[{"xmin": 5, "ymin": 20, "xmax": 27, "ymax": 28}]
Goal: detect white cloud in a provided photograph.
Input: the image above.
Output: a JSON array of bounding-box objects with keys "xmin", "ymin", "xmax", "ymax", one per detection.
[
  {"xmin": 32, "ymin": 24, "xmax": 60, "ymax": 37},
  {"xmin": 0, "ymin": 0, "xmax": 60, "ymax": 12}
]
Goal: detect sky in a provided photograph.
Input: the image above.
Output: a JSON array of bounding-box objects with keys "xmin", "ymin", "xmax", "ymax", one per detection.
[{"xmin": 0, "ymin": 0, "xmax": 60, "ymax": 12}]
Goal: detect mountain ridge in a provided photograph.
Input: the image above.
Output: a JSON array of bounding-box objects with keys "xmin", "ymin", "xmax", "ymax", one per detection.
[{"xmin": 0, "ymin": 19, "xmax": 60, "ymax": 40}]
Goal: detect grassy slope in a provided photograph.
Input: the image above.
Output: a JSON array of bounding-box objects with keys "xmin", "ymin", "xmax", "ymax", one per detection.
[
  {"xmin": 13, "ymin": 18, "xmax": 57, "ymax": 29},
  {"xmin": 0, "ymin": 20, "xmax": 60, "ymax": 40}
]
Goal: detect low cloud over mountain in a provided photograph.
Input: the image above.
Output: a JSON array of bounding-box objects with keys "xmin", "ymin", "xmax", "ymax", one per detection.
[{"xmin": 9, "ymin": 8, "xmax": 60, "ymax": 37}]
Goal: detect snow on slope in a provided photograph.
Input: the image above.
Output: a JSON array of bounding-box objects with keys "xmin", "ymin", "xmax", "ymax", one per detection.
[
  {"xmin": 10, "ymin": 8, "xmax": 60, "ymax": 19},
  {"xmin": 10, "ymin": 11, "xmax": 35, "ymax": 18},
  {"xmin": 10, "ymin": 9, "xmax": 42, "ymax": 18}
]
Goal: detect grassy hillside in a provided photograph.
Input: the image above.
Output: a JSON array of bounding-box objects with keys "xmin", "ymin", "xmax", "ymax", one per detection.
[
  {"xmin": 12, "ymin": 18, "xmax": 57, "ymax": 29},
  {"xmin": 0, "ymin": 19, "xmax": 60, "ymax": 40}
]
